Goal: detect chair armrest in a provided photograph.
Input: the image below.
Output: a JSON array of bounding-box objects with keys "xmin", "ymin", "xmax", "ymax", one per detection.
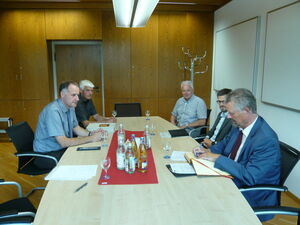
[
  {"xmin": 0, "ymin": 210, "xmax": 35, "ymax": 220},
  {"xmin": 254, "ymin": 206, "xmax": 300, "ymax": 217},
  {"xmin": 0, "ymin": 180, "xmax": 23, "ymax": 197},
  {"xmin": 188, "ymin": 126, "xmax": 209, "ymax": 138},
  {"xmin": 239, "ymin": 184, "xmax": 288, "ymax": 193},
  {"xmin": 16, "ymin": 153, "xmax": 58, "ymax": 165}
]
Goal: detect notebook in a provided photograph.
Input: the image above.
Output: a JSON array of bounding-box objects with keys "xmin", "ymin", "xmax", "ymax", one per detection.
[{"xmin": 168, "ymin": 129, "xmax": 188, "ymax": 137}]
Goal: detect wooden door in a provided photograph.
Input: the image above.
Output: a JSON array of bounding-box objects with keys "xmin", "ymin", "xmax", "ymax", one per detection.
[{"xmin": 54, "ymin": 44, "xmax": 103, "ymax": 115}]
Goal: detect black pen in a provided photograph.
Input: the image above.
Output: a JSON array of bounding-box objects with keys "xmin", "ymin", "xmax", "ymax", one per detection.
[{"xmin": 74, "ymin": 182, "xmax": 88, "ymax": 193}]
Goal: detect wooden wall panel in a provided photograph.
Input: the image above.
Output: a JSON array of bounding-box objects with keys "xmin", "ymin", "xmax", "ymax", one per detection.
[
  {"xmin": 16, "ymin": 10, "xmax": 50, "ymax": 100},
  {"xmin": 131, "ymin": 15, "xmax": 158, "ymax": 99},
  {"xmin": 131, "ymin": 98, "xmax": 159, "ymax": 117},
  {"xmin": 158, "ymin": 98, "xmax": 178, "ymax": 121},
  {"xmin": 103, "ymin": 12, "xmax": 131, "ymax": 99},
  {"xmin": 45, "ymin": 9, "xmax": 102, "ymax": 40},
  {"xmin": 186, "ymin": 13, "xmax": 213, "ymax": 107}
]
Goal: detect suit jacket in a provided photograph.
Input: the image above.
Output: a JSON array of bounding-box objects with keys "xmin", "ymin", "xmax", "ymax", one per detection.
[
  {"xmin": 206, "ymin": 112, "xmax": 232, "ymax": 143},
  {"xmin": 211, "ymin": 116, "xmax": 280, "ymax": 222}
]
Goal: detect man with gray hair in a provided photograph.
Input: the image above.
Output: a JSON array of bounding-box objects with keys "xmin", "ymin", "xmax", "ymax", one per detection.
[
  {"xmin": 171, "ymin": 80, "xmax": 207, "ymax": 130},
  {"xmin": 76, "ymin": 80, "xmax": 115, "ymax": 128},
  {"xmin": 34, "ymin": 81, "xmax": 103, "ymax": 169},
  {"xmin": 193, "ymin": 88, "xmax": 280, "ymax": 222}
]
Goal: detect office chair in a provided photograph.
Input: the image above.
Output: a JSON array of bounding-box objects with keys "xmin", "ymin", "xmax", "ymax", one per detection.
[
  {"xmin": 114, "ymin": 103, "xmax": 142, "ymax": 117},
  {"xmin": 240, "ymin": 141, "xmax": 300, "ymax": 223},
  {"xmin": 188, "ymin": 109, "xmax": 212, "ymax": 140},
  {"xmin": 0, "ymin": 179, "xmax": 36, "ymax": 224},
  {"xmin": 6, "ymin": 121, "xmax": 58, "ymax": 197}
]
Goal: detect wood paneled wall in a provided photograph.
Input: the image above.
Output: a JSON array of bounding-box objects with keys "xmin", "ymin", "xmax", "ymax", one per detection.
[
  {"xmin": 103, "ymin": 12, "xmax": 213, "ymax": 120},
  {"xmin": 0, "ymin": 8, "xmax": 213, "ymax": 128}
]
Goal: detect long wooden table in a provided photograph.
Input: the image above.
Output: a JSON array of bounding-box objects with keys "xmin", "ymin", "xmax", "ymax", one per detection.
[{"xmin": 34, "ymin": 117, "xmax": 261, "ymax": 225}]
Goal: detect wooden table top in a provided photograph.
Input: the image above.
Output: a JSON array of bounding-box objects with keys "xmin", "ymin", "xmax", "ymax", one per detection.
[{"xmin": 33, "ymin": 116, "xmax": 261, "ymax": 225}]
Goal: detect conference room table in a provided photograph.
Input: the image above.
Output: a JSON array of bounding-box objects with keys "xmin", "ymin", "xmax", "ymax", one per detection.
[{"xmin": 33, "ymin": 116, "xmax": 261, "ymax": 225}]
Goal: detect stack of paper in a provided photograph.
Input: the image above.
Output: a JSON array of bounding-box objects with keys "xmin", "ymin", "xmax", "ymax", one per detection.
[
  {"xmin": 159, "ymin": 132, "xmax": 171, "ymax": 138},
  {"xmin": 170, "ymin": 151, "xmax": 187, "ymax": 161},
  {"xmin": 45, "ymin": 165, "xmax": 98, "ymax": 181},
  {"xmin": 169, "ymin": 163, "xmax": 196, "ymax": 175},
  {"xmin": 87, "ymin": 123, "xmax": 116, "ymax": 133}
]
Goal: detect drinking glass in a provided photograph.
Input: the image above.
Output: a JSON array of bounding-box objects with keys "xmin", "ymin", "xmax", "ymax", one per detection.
[
  {"xmin": 163, "ymin": 142, "xmax": 171, "ymax": 159},
  {"xmin": 145, "ymin": 110, "xmax": 150, "ymax": 120},
  {"xmin": 101, "ymin": 131, "xmax": 109, "ymax": 148},
  {"xmin": 101, "ymin": 157, "xmax": 111, "ymax": 180},
  {"xmin": 150, "ymin": 123, "xmax": 156, "ymax": 136},
  {"xmin": 112, "ymin": 110, "xmax": 117, "ymax": 118}
]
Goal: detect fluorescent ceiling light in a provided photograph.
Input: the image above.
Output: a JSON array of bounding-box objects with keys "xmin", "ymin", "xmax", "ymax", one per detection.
[{"xmin": 113, "ymin": 0, "xmax": 159, "ymax": 28}]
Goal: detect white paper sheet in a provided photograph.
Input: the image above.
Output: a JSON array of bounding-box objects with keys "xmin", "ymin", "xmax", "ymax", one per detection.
[
  {"xmin": 160, "ymin": 132, "xmax": 171, "ymax": 138},
  {"xmin": 170, "ymin": 151, "xmax": 187, "ymax": 161},
  {"xmin": 45, "ymin": 165, "xmax": 98, "ymax": 181},
  {"xmin": 87, "ymin": 123, "xmax": 116, "ymax": 133},
  {"xmin": 169, "ymin": 163, "xmax": 196, "ymax": 174}
]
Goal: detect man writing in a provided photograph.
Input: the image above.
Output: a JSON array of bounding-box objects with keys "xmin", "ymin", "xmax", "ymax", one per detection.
[
  {"xmin": 201, "ymin": 88, "xmax": 232, "ymax": 148},
  {"xmin": 193, "ymin": 88, "xmax": 280, "ymax": 222},
  {"xmin": 76, "ymin": 80, "xmax": 115, "ymax": 128},
  {"xmin": 171, "ymin": 80, "xmax": 207, "ymax": 131},
  {"xmin": 34, "ymin": 81, "xmax": 103, "ymax": 169}
]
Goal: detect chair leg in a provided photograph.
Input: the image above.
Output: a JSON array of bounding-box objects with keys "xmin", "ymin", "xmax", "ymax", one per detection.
[{"xmin": 25, "ymin": 187, "xmax": 45, "ymax": 197}]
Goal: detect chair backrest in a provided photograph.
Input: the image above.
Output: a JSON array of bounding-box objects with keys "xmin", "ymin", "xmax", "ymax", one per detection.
[
  {"xmin": 6, "ymin": 121, "xmax": 34, "ymax": 154},
  {"xmin": 279, "ymin": 141, "xmax": 300, "ymax": 186},
  {"xmin": 205, "ymin": 109, "xmax": 212, "ymax": 126},
  {"xmin": 114, "ymin": 103, "xmax": 142, "ymax": 117}
]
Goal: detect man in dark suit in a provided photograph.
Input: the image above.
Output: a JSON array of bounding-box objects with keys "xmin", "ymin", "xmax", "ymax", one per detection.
[
  {"xmin": 202, "ymin": 88, "xmax": 232, "ymax": 148},
  {"xmin": 194, "ymin": 88, "xmax": 280, "ymax": 222}
]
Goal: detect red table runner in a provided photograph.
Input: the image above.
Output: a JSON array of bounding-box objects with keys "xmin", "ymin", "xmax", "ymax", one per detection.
[{"xmin": 98, "ymin": 130, "xmax": 158, "ymax": 185}]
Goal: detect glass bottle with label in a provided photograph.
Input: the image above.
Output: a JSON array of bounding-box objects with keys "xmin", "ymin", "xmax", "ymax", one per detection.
[
  {"xmin": 138, "ymin": 137, "xmax": 148, "ymax": 173},
  {"xmin": 117, "ymin": 123, "xmax": 125, "ymax": 144},
  {"xmin": 144, "ymin": 125, "xmax": 151, "ymax": 150},
  {"xmin": 125, "ymin": 142, "xmax": 135, "ymax": 174},
  {"xmin": 116, "ymin": 140, "xmax": 125, "ymax": 170},
  {"xmin": 131, "ymin": 134, "xmax": 139, "ymax": 167}
]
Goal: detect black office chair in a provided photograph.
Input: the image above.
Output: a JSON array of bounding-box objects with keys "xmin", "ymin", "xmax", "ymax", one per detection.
[
  {"xmin": 188, "ymin": 109, "xmax": 212, "ymax": 139},
  {"xmin": 114, "ymin": 103, "xmax": 142, "ymax": 117},
  {"xmin": 240, "ymin": 141, "xmax": 300, "ymax": 223},
  {"xmin": 0, "ymin": 179, "xmax": 36, "ymax": 224},
  {"xmin": 6, "ymin": 121, "xmax": 58, "ymax": 197}
]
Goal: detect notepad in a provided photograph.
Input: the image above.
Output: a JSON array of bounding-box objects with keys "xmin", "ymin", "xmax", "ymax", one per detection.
[
  {"xmin": 185, "ymin": 152, "xmax": 232, "ymax": 178},
  {"xmin": 45, "ymin": 165, "xmax": 98, "ymax": 181},
  {"xmin": 170, "ymin": 151, "xmax": 187, "ymax": 161},
  {"xmin": 169, "ymin": 163, "xmax": 196, "ymax": 174}
]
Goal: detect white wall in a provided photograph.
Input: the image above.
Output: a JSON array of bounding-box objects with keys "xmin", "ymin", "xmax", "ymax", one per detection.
[{"xmin": 212, "ymin": 0, "xmax": 300, "ymax": 197}]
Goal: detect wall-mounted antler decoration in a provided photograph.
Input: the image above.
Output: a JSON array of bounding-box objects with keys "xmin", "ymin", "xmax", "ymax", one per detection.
[{"xmin": 178, "ymin": 47, "xmax": 208, "ymax": 84}]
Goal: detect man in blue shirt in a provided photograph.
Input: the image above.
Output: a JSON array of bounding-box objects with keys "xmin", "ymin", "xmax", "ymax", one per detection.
[
  {"xmin": 193, "ymin": 88, "xmax": 280, "ymax": 222},
  {"xmin": 171, "ymin": 80, "xmax": 207, "ymax": 130},
  {"xmin": 34, "ymin": 81, "xmax": 103, "ymax": 169}
]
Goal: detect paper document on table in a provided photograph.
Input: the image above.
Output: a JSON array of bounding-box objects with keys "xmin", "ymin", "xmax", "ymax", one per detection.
[
  {"xmin": 87, "ymin": 123, "xmax": 115, "ymax": 133},
  {"xmin": 169, "ymin": 163, "xmax": 196, "ymax": 174},
  {"xmin": 160, "ymin": 132, "xmax": 171, "ymax": 138},
  {"xmin": 45, "ymin": 165, "xmax": 98, "ymax": 181},
  {"xmin": 170, "ymin": 151, "xmax": 187, "ymax": 161},
  {"xmin": 185, "ymin": 152, "xmax": 232, "ymax": 177}
]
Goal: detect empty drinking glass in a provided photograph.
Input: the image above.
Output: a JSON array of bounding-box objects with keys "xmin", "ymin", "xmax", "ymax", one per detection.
[
  {"xmin": 112, "ymin": 110, "xmax": 117, "ymax": 118},
  {"xmin": 163, "ymin": 142, "xmax": 171, "ymax": 159},
  {"xmin": 150, "ymin": 123, "xmax": 156, "ymax": 136},
  {"xmin": 145, "ymin": 110, "xmax": 150, "ymax": 120},
  {"xmin": 101, "ymin": 156, "xmax": 111, "ymax": 180}
]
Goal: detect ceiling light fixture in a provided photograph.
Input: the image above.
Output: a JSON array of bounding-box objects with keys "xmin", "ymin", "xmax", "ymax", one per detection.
[{"xmin": 112, "ymin": 0, "xmax": 159, "ymax": 28}]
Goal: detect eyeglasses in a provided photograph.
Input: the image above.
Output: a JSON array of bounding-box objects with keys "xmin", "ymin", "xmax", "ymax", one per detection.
[{"xmin": 216, "ymin": 100, "xmax": 225, "ymax": 104}]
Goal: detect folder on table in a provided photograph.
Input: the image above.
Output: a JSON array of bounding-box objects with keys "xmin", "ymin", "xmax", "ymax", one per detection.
[
  {"xmin": 184, "ymin": 152, "xmax": 232, "ymax": 178},
  {"xmin": 168, "ymin": 129, "xmax": 188, "ymax": 137}
]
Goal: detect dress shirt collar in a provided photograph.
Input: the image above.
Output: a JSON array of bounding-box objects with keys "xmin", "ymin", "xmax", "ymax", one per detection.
[
  {"xmin": 240, "ymin": 116, "xmax": 258, "ymax": 138},
  {"xmin": 57, "ymin": 98, "xmax": 69, "ymax": 113},
  {"xmin": 221, "ymin": 111, "xmax": 228, "ymax": 118},
  {"xmin": 183, "ymin": 94, "xmax": 195, "ymax": 103}
]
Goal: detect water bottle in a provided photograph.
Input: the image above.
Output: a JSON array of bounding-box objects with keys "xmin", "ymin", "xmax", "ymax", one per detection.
[
  {"xmin": 125, "ymin": 142, "xmax": 135, "ymax": 174},
  {"xmin": 117, "ymin": 123, "xmax": 125, "ymax": 144},
  {"xmin": 144, "ymin": 125, "xmax": 151, "ymax": 149},
  {"xmin": 116, "ymin": 140, "xmax": 125, "ymax": 170}
]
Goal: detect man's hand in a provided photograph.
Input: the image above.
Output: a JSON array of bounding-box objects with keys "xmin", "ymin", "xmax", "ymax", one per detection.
[
  {"xmin": 193, "ymin": 146, "xmax": 220, "ymax": 162},
  {"xmin": 202, "ymin": 138, "xmax": 213, "ymax": 148}
]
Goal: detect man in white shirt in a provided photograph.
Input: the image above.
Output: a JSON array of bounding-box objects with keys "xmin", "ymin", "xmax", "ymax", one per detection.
[{"xmin": 171, "ymin": 80, "xmax": 207, "ymax": 131}]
